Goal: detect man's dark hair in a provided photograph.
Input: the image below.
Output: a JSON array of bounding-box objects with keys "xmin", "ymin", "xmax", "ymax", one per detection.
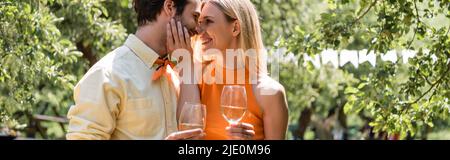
[{"xmin": 133, "ymin": 0, "xmax": 188, "ymax": 26}]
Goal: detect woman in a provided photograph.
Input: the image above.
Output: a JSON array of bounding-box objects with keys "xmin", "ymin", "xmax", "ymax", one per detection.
[{"xmin": 172, "ymin": 0, "xmax": 288, "ymax": 140}]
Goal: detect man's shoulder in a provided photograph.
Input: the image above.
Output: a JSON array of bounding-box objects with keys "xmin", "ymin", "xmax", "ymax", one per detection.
[
  {"xmin": 90, "ymin": 46, "xmax": 131, "ymax": 69},
  {"xmin": 91, "ymin": 46, "xmax": 144, "ymax": 72},
  {"xmin": 80, "ymin": 46, "xmax": 140, "ymax": 82}
]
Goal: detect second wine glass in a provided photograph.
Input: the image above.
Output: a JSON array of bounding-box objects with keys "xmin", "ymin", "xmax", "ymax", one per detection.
[
  {"xmin": 220, "ymin": 85, "xmax": 247, "ymax": 124},
  {"xmin": 178, "ymin": 102, "xmax": 206, "ymax": 131}
]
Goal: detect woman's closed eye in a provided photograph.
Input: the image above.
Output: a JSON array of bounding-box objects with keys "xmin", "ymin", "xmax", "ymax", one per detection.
[{"xmin": 199, "ymin": 19, "xmax": 213, "ymax": 26}]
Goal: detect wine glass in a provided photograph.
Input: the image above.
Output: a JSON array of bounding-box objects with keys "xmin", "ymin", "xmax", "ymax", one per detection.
[
  {"xmin": 178, "ymin": 102, "xmax": 206, "ymax": 131},
  {"xmin": 220, "ymin": 85, "xmax": 247, "ymax": 124}
]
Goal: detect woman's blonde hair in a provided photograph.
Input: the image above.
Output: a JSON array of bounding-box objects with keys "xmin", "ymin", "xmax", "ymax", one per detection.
[{"xmin": 201, "ymin": 0, "xmax": 268, "ymax": 77}]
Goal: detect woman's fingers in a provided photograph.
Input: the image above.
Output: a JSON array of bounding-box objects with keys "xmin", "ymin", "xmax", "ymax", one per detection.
[
  {"xmin": 165, "ymin": 128, "xmax": 204, "ymax": 140},
  {"xmin": 177, "ymin": 21, "xmax": 186, "ymax": 48},
  {"xmin": 170, "ymin": 19, "xmax": 180, "ymax": 46},
  {"xmin": 167, "ymin": 19, "xmax": 193, "ymax": 55},
  {"xmin": 231, "ymin": 122, "xmax": 255, "ymax": 130},
  {"xmin": 183, "ymin": 27, "xmax": 192, "ymax": 50},
  {"xmin": 166, "ymin": 23, "xmax": 174, "ymax": 52},
  {"xmin": 188, "ymin": 132, "xmax": 206, "ymax": 140},
  {"xmin": 226, "ymin": 126, "xmax": 255, "ymax": 136},
  {"xmin": 226, "ymin": 122, "xmax": 255, "ymax": 140}
]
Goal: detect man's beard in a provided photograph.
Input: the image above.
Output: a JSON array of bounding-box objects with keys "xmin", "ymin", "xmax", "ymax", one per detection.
[{"xmin": 174, "ymin": 15, "xmax": 198, "ymax": 37}]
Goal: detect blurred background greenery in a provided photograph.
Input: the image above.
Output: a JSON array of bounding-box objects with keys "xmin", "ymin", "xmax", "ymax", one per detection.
[{"xmin": 1, "ymin": 0, "xmax": 449, "ymax": 139}]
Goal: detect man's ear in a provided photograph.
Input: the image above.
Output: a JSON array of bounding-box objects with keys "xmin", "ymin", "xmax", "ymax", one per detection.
[
  {"xmin": 163, "ymin": 0, "xmax": 176, "ymax": 17},
  {"xmin": 232, "ymin": 21, "xmax": 241, "ymax": 37}
]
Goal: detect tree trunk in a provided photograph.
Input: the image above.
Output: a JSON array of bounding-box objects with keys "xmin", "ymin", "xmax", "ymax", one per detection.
[
  {"xmin": 295, "ymin": 108, "xmax": 312, "ymax": 139},
  {"xmin": 76, "ymin": 41, "xmax": 97, "ymax": 67}
]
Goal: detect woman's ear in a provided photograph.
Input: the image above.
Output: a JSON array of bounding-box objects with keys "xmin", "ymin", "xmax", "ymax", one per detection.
[
  {"xmin": 232, "ymin": 21, "xmax": 241, "ymax": 37},
  {"xmin": 163, "ymin": 0, "xmax": 176, "ymax": 17}
]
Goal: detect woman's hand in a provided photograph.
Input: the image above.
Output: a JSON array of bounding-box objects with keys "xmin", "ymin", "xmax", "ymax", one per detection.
[
  {"xmin": 165, "ymin": 128, "xmax": 205, "ymax": 140},
  {"xmin": 226, "ymin": 122, "xmax": 255, "ymax": 140},
  {"xmin": 167, "ymin": 19, "xmax": 193, "ymax": 55}
]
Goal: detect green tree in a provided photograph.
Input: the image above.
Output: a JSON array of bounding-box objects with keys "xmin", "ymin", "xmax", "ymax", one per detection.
[
  {"xmin": 0, "ymin": 0, "xmax": 132, "ymax": 139},
  {"xmin": 282, "ymin": 0, "xmax": 450, "ymax": 138}
]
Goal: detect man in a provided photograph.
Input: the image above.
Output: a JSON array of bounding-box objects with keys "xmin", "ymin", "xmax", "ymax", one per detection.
[{"xmin": 66, "ymin": 0, "xmax": 202, "ymax": 140}]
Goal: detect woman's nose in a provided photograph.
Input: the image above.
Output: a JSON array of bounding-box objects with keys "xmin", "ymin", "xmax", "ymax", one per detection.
[{"xmin": 196, "ymin": 26, "xmax": 204, "ymax": 34}]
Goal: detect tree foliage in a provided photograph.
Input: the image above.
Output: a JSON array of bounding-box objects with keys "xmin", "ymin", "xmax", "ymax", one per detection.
[
  {"xmin": 281, "ymin": 0, "xmax": 450, "ymax": 138},
  {"xmin": 0, "ymin": 0, "xmax": 131, "ymax": 138}
]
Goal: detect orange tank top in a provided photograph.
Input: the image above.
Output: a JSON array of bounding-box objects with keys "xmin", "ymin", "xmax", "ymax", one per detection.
[{"xmin": 199, "ymin": 65, "xmax": 264, "ymax": 140}]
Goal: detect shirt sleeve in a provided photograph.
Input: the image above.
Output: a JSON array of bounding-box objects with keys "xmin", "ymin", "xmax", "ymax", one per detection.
[{"xmin": 66, "ymin": 67, "xmax": 123, "ymax": 140}]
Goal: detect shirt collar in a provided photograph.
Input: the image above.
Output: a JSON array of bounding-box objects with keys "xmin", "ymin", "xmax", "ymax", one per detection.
[{"xmin": 124, "ymin": 34, "xmax": 160, "ymax": 69}]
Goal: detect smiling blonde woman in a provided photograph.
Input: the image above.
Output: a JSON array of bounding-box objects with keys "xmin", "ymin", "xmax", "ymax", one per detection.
[{"xmin": 176, "ymin": 0, "xmax": 289, "ymax": 140}]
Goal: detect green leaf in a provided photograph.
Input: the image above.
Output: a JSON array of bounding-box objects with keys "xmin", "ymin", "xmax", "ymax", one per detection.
[
  {"xmin": 427, "ymin": 121, "xmax": 434, "ymax": 127},
  {"xmin": 344, "ymin": 87, "xmax": 359, "ymax": 94},
  {"xmin": 344, "ymin": 102, "xmax": 353, "ymax": 114}
]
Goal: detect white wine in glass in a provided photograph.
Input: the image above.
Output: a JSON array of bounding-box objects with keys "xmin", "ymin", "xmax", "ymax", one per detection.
[
  {"xmin": 221, "ymin": 85, "xmax": 247, "ymax": 124},
  {"xmin": 178, "ymin": 102, "xmax": 206, "ymax": 131}
]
